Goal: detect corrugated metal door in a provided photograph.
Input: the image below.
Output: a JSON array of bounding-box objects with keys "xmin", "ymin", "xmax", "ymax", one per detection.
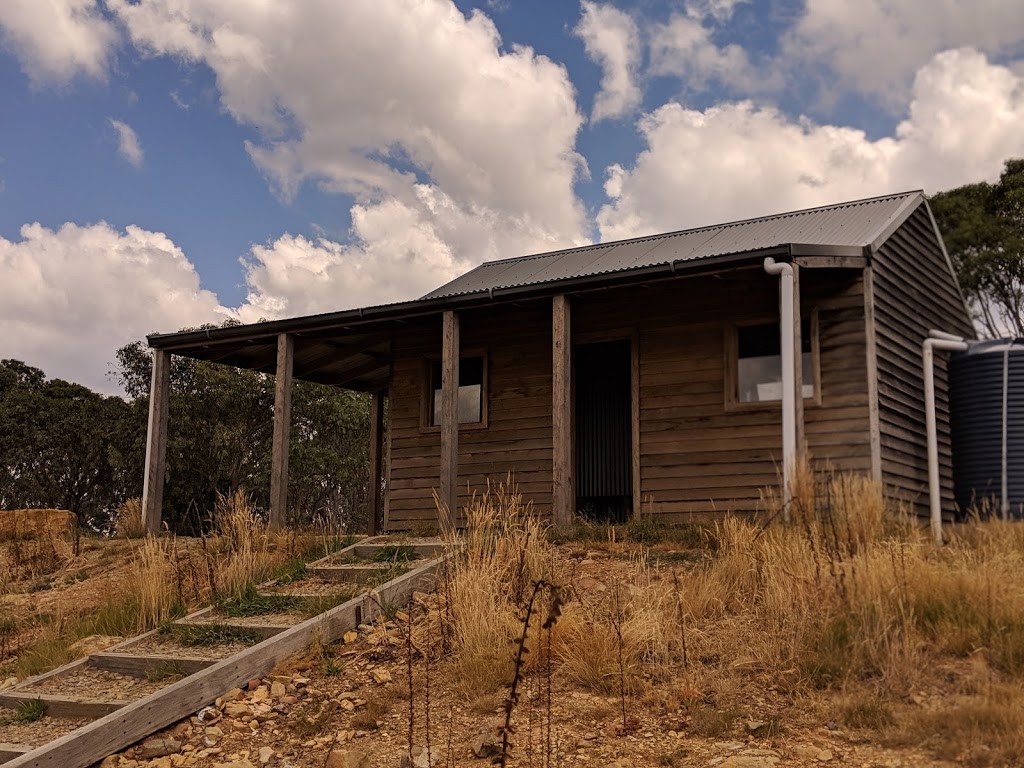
[{"xmin": 574, "ymin": 340, "xmax": 632, "ymax": 513}]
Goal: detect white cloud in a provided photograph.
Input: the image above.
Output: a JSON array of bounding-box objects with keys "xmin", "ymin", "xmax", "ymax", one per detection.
[
  {"xmin": 109, "ymin": 0, "xmax": 588, "ymax": 305},
  {"xmin": 684, "ymin": 0, "xmax": 751, "ymax": 23},
  {"xmin": 597, "ymin": 48, "xmax": 1024, "ymax": 240},
  {"xmin": 0, "ymin": 0, "xmax": 116, "ymax": 85},
  {"xmin": 108, "ymin": 118, "xmax": 144, "ymax": 168},
  {"xmin": 574, "ymin": 1, "xmax": 643, "ymax": 122},
  {"xmin": 0, "ymin": 222, "xmax": 228, "ymax": 392},
  {"xmin": 236, "ymin": 203, "xmax": 455, "ymax": 322},
  {"xmin": 648, "ymin": 14, "xmax": 760, "ymax": 93},
  {"xmin": 786, "ymin": 0, "xmax": 1024, "ymax": 104}
]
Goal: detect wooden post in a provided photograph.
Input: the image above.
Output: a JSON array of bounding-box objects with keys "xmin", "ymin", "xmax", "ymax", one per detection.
[
  {"xmin": 269, "ymin": 333, "xmax": 294, "ymax": 531},
  {"xmin": 367, "ymin": 392, "xmax": 385, "ymax": 536},
  {"xmin": 141, "ymin": 349, "xmax": 171, "ymax": 536},
  {"xmin": 439, "ymin": 311, "xmax": 459, "ymax": 533},
  {"xmin": 792, "ymin": 263, "xmax": 805, "ymax": 457},
  {"xmin": 552, "ymin": 294, "xmax": 573, "ymax": 528}
]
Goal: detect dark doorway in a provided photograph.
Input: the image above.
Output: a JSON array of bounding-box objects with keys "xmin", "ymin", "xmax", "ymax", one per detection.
[{"xmin": 575, "ymin": 339, "xmax": 633, "ymax": 523}]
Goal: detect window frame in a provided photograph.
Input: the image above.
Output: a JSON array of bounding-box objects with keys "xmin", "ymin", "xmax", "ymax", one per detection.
[
  {"xmin": 420, "ymin": 349, "xmax": 489, "ymax": 432},
  {"xmin": 724, "ymin": 310, "xmax": 821, "ymax": 411}
]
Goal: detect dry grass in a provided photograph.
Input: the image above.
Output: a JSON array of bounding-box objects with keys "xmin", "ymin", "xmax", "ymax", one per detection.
[
  {"xmin": 5, "ymin": 488, "xmax": 345, "ymax": 678},
  {"xmin": 206, "ymin": 488, "xmax": 279, "ymax": 598},
  {"xmin": 436, "ymin": 468, "xmax": 1024, "ymax": 765},
  {"xmin": 442, "ymin": 481, "xmax": 553, "ymax": 694},
  {"xmin": 896, "ymin": 685, "xmax": 1024, "ymax": 765},
  {"xmin": 113, "ymin": 498, "xmax": 145, "ymax": 539},
  {"xmin": 0, "ymin": 514, "xmax": 74, "ymax": 593},
  {"xmin": 127, "ymin": 488, "xmax": 309, "ymax": 632}
]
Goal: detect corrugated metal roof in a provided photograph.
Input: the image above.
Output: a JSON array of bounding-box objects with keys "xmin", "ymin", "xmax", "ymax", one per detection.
[{"xmin": 422, "ymin": 191, "xmax": 922, "ymax": 299}]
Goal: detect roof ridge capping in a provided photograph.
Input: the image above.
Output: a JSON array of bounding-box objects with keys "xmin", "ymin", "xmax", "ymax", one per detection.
[{"xmin": 422, "ymin": 190, "xmax": 923, "ymax": 299}]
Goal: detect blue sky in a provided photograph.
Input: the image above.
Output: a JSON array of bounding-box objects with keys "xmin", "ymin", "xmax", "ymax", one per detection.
[{"xmin": 1, "ymin": 0, "xmax": 1023, "ymax": 390}]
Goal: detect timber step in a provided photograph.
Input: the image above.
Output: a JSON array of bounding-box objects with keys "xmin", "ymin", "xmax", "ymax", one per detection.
[
  {"xmin": 89, "ymin": 653, "xmax": 215, "ymax": 679},
  {"xmin": 0, "ymin": 693, "xmax": 126, "ymax": 720},
  {"xmin": 310, "ymin": 563, "xmax": 405, "ymax": 584},
  {"xmin": 1, "ymin": 544, "xmax": 443, "ymax": 768},
  {"xmin": 307, "ymin": 535, "xmax": 443, "ymax": 584},
  {"xmin": 170, "ymin": 618, "xmax": 293, "ymax": 642}
]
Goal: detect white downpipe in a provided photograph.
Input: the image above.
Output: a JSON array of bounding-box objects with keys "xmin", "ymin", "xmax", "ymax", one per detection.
[
  {"xmin": 923, "ymin": 333, "xmax": 969, "ymax": 545},
  {"xmin": 764, "ymin": 257, "xmax": 796, "ymax": 521}
]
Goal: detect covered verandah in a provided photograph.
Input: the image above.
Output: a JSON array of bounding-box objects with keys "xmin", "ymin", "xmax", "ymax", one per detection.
[{"xmin": 140, "ymin": 244, "xmax": 831, "ymax": 535}]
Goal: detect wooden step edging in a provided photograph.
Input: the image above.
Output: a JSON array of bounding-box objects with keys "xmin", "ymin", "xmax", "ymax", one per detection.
[
  {"xmin": 171, "ymin": 621, "xmax": 290, "ymax": 641},
  {"xmin": 88, "ymin": 654, "xmax": 215, "ymax": 679},
  {"xmin": 310, "ymin": 564, "xmax": 396, "ymax": 584},
  {"xmin": 0, "ymin": 694, "xmax": 126, "ymax": 720},
  {"xmin": 307, "ymin": 536, "xmax": 445, "ymax": 570},
  {"xmin": 4, "ymin": 557, "xmax": 442, "ymax": 768}
]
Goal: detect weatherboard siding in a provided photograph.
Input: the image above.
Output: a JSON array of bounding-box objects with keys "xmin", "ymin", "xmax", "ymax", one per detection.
[
  {"xmin": 870, "ymin": 206, "xmax": 975, "ymax": 518},
  {"xmin": 385, "ymin": 303, "xmax": 553, "ymax": 530},
  {"xmin": 576, "ymin": 274, "xmax": 871, "ymax": 520},
  {"xmin": 384, "ymin": 270, "xmax": 872, "ymax": 529}
]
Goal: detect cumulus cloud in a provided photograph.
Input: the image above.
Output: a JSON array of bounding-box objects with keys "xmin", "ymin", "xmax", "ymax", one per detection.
[
  {"xmin": 574, "ymin": 1, "xmax": 643, "ymax": 122},
  {"xmin": 597, "ymin": 48, "xmax": 1024, "ymax": 240},
  {"xmin": 236, "ymin": 193, "xmax": 471, "ymax": 322},
  {"xmin": 0, "ymin": 0, "xmax": 116, "ymax": 85},
  {"xmin": 0, "ymin": 222, "xmax": 227, "ymax": 391},
  {"xmin": 786, "ymin": 0, "xmax": 1024, "ymax": 104},
  {"xmin": 108, "ymin": 118, "xmax": 144, "ymax": 168},
  {"xmin": 648, "ymin": 13, "xmax": 760, "ymax": 93},
  {"xmin": 109, "ymin": 0, "xmax": 588, "ymax": 303}
]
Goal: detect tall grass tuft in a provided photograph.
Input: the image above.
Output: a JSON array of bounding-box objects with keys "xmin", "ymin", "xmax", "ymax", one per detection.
[
  {"xmin": 113, "ymin": 498, "xmax": 145, "ymax": 539},
  {"xmin": 443, "ymin": 481, "xmax": 552, "ymax": 694},
  {"xmin": 129, "ymin": 536, "xmax": 190, "ymax": 632},
  {"xmin": 208, "ymin": 488, "xmax": 276, "ymax": 599}
]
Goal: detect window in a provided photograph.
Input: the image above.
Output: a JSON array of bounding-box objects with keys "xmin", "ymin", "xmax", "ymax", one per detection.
[
  {"xmin": 429, "ymin": 357, "xmax": 485, "ymax": 426},
  {"xmin": 736, "ymin": 320, "xmax": 815, "ymax": 403}
]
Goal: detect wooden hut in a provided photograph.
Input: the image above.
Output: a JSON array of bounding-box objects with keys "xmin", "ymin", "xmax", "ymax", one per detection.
[{"xmin": 142, "ymin": 191, "xmax": 973, "ymax": 532}]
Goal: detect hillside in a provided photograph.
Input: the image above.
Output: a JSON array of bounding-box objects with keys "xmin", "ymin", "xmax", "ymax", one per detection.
[{"xmin": 3, "ymin": 480, "xmax": 1024, "ymax": 767}]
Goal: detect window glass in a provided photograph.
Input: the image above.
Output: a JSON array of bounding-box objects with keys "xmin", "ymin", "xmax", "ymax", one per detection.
[
  {"xmin": 737, "ymin": 321, "xmax": 814, "ymax": 403},
  {"xmin": 431, "ymin": 357, "xmax": 484, "ymax": 425}
]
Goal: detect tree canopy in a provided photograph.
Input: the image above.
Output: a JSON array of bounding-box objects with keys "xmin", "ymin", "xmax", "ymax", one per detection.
[
  {"xmin": 1, "ymin": 327, "xmax": 372, "ymax": 536},
  {"xmin": 0, "ymin": 359, "xmax": 134, "ymax": 537},
  {"xmin": 931, "ymin": 158, "xmax": 1024, "ymax": 338},
  {"xmin": 115, "ymin": 334, "xmax": 372, "ymax": 534}
]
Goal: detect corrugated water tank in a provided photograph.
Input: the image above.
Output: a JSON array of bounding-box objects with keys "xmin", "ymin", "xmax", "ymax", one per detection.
[{"xmin": 949, "ymin": 339, "xmax": 1024, "ymax": 518}]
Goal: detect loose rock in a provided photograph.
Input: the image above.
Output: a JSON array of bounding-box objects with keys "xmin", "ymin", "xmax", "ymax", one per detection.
[
  {"xmin": 325, "ymin": 750, "xmax": 371, "ymax": 768},
  {"xmin": 399, "ymin": 746, "xmax": 438, "ymax": 768},
  {"xmin": 137, "ymin": 737, "xmax": 183, "ymax": 759},
  {"xmin": 469, "ymin": 729, "xmax": 501, "ymax": 758}
]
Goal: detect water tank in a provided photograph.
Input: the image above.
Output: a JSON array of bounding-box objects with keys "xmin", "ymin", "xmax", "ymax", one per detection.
[{"xmin": 949, "ymin": 339, "xmax": 1024, "ymax": 518}]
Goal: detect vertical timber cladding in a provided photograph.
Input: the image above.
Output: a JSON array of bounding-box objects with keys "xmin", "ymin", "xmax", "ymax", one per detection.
[
  {"xmin": 385, "ymin": 302, "xmax": 554, "ymax": 530},
  {"xmin": 573, "ymin": 269, "xmax": 873, "ymax": 521},
  {"xmin": 871, "ymin": 205, "xmax": 975, "ymax": 518}
]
